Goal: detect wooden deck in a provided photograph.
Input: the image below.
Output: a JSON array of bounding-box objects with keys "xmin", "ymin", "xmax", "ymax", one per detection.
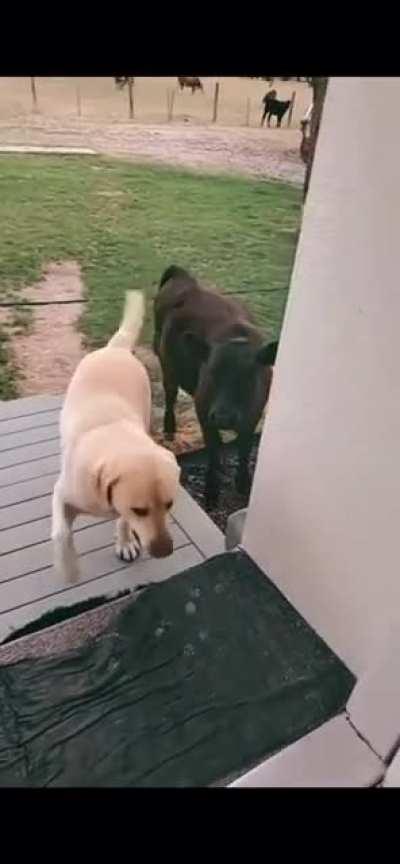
[{"xmin": 0, "ymin": 394, "xmax": 224, "ymax": 644}]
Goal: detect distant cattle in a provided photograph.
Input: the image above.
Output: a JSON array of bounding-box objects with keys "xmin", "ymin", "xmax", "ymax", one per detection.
[
  {"xmin": 114, "ymin": 77, "xmax": 134, "ymax": 90},
  {"xmin": 260, "ymin": 89, "xmax": 278, "ymax": 126},
  {"xmin": 177, "ymin": 76, "xmax": 204, "ymax": 93},
  {"xmin": 262, "ymin": 97, "xmax": 291, "ymax": 128}
]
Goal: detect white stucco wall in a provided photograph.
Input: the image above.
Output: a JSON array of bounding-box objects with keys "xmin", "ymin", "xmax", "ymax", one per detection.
[{"xmin": 243, "ymin": 77, "xmax": 400, "ymax": 676}]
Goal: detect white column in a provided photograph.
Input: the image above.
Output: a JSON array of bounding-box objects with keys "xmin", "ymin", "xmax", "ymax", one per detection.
[{"xmin": 243, "ymin": 77, "xmax": 400, "ymax": 676}]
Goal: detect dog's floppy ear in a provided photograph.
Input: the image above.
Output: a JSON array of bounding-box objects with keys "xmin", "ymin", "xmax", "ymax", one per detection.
[
  {"xmin": 183, "ymin": 331, "xmax": 210, "ymax": 362},
  {"xmin": 93, "ymin": 461, "xmax": 120, "ymax": 509},
  {"xmin": 256, "ymin": 340, "xmax": 279, "ymax": 367}
]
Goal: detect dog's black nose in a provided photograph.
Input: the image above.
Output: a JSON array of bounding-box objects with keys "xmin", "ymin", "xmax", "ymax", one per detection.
[{"xmin": 149, "ymin": 534, "xmax": 173, "ymax": 559}]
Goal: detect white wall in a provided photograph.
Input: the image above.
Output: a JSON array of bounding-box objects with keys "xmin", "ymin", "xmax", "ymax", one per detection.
[{"xmin": 243, "ymin": 77, "xmax": 400, "ymax": 676}]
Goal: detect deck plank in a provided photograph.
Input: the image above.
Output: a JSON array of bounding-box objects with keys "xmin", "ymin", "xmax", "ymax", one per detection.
[
  {"xmin": 1, "ymin": 521, "xmax": 120, "ymax": 582},
  {"xmin": 1, "ymin": 512, "xmax": 107, "ymax": 556},
  {"xmin": 0, "ymin": 526, "xmax": 190, "ymax": 610},
  {"xmin": 0, "ymin": 438, "xmax": 60, "ymax": 470},
  {"xmin": 0, "ymin": 545, "xmax": 203, "ymax": 644},
  {"xmin": 0, "ymin": 473, "xmax": 60, "ymax": 508},
  {"xmin": 0, "ymin": 456, "xmax": 61, "ymax": 487},
  {"xmin": 0, "ymin": 424, "xmax": 59, "ymax": 452},
  {"xmin": 0, "ymin": 411, "xmax": 60, "ymax": 436},
  {"xmin": 0, "ymin": 394, "xmax": 62, "ymax": 420}
]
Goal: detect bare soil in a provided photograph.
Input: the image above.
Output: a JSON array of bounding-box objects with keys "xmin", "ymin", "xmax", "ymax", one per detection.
[
  {"xmin": 0, "ymin": 119, "xmax": 304, "ymax": 185},
  {"xmin": 2, "ymin": 262, "xmax": 85, "ymax": 397}
]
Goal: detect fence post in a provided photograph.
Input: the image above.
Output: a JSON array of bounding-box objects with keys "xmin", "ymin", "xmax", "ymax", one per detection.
[
  {"xmin": 128, "ymin": 77, "xmax": 134, "ymax": 120},
  {"xmin": 245, "ymin": 97, "xmax": 251, "ymax": 126},
  {"xmin": 76, "ymin": 84, "xmax": 82, "ymax": 118},
  {"xmin": 166, "ymin": 88, "xmax": 175, "ymax": 122},
  {"xmin": 170, "ymin": 88, "xmax": 175, "ymax": 121},
  {"xmin": 30, "ymin": 77, "xmax": 38, "ymax": 112},
  {"xmin": 212, "ymin": 81, "xmax": 220, "ymax": 123},
  {"xmin": 287, "ymin": 90, "xmax": 296, "ymax": 127}
]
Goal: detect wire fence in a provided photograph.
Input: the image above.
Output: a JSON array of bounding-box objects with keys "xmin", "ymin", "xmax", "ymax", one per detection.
[{"xmin": 0, "ymin": 78, "xmax": 311, "ymax": 131}]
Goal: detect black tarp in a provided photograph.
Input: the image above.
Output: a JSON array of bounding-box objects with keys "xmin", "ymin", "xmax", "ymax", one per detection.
[{"xmin": 0, "ymin": 551, "xmax": 355, "ymax": 787}]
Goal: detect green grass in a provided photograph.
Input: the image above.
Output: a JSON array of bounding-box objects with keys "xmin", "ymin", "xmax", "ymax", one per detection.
[
  {"xmin": 0, "ymin": 328, "xmax": 19, "ymax": 400},
  {"xmin": 0, "ymin": 155, "xmax": 302, "ymax": 398}
]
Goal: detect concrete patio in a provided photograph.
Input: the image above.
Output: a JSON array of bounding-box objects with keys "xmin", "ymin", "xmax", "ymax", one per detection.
[{"xmin": 0, "ymin": 392, "xmax": 224, "ymax": 647}]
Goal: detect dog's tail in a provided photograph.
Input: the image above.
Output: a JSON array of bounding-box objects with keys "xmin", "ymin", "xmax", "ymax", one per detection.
[{"xmin": 107, "ymin": 290, "xmax": 145, "ymax": 350}]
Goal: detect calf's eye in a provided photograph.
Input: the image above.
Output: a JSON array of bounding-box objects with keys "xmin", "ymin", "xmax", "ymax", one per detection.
[{"xmin": 165, "ymin": 501, "xmax": 173, "ymax": 510}]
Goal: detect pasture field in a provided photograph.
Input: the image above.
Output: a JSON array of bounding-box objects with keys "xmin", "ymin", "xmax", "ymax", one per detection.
[{"xmin": 0, "ymin": 155, "xmax": 302, "ymax": 399}]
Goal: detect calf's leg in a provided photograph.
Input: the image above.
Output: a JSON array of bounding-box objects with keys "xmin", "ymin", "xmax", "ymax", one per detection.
[
  {"xmin": 236, "ymin": 430, "xmax": 254, "ymax": 496},
  {"xmin": 161, "ymin": 362, "xmax": 178, "ymax": 439},
  {"xmin": 201, "ymin": 423, "xmax": 223, "ymax": 506}
]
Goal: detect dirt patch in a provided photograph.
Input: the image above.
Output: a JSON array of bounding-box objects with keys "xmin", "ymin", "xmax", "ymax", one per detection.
[
  {"xmin": 6, "ymin": 261, "xmax": 85, "ymax": 396},
  {"xmin": 0, "ymin": 119, "xmax": 305, "ymax": 186}
]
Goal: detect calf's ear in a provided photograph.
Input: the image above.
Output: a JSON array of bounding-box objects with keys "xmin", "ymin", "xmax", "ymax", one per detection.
[
  {"xmin": 256, "ymin": 340, "xmax": 279, "ymax": 366},
  {"xmin": 183, "ymin": 331, "xmax": 210, "ymax": 362}
]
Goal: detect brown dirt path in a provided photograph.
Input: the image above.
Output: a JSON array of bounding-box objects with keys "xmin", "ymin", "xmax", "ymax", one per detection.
[
  {"xmin": 5, "ymin": 261, "xmax": 85, "ymax": 397},
  {"xmin": 0, "ymin": 119, "xmax": 305, "ymax": 185}
]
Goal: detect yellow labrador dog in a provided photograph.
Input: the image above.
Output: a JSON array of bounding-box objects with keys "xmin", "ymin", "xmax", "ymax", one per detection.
[{"xmin": 52, "ymin": 291, "xmax": 180, "ymax": 583}]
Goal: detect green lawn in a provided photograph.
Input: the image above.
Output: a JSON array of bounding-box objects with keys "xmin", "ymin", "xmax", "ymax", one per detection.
[{"xmin": 0, "ymin": 155, "xmax": 302, "ymax": 398}]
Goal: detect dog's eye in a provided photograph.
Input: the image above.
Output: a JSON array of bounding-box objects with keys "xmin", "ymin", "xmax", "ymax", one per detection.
[
  {"xmin": 165, "ymin": 500, "xmax": 173, "ymax": 510},
  {"xmin": 132, "ymin": 507, "xmax": 149, "ymax": 518}
]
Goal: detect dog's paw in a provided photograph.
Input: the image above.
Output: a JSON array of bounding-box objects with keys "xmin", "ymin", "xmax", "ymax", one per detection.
[{"xmin": 115, "ymin": 537, "xmax": 141, "ymax": 563}]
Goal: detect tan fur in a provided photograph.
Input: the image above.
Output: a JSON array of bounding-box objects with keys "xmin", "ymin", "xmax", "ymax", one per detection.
[{"xmin": 52, "ymin": 290, "xmax": 180, "ymax": 583}]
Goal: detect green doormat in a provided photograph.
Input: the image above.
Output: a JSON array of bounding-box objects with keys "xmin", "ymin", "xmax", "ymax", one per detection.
[{"xmin": 0, "ymin": 551, "xmax": 355, "ymax": 787}]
